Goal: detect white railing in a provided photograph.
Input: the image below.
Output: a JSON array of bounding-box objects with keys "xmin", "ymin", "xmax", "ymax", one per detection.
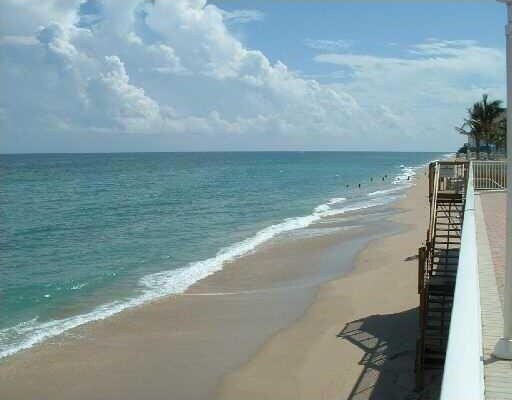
[
  {"xmin": 473, "ymin": 160, "xmax": 507, "ymax": 190},
  {"xmin": 440, "ymin": 164, "xmax": 485, "ymax": 400}
]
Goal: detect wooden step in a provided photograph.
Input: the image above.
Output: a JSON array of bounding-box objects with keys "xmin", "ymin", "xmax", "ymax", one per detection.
[
  {"xmin": 433, "ymin": 260, "xmax": 459, "ymax": 265},
  {"xmin": 432, "ymin": 262, "xmax": 458, "ymax": 267},
  {"xmin": 431, "ymin": 267, "xmax": 457, "ymax": 271},
  {"xmin": 431, "ymin": 268, "xmax": 458, "ymax": 273},
  {"xmin": 431, "ymin": 272, "xmax": 457, "ymax": 277},
  {"xmin": 426, "ymin": 313, "xmax": 451, "ymax": 320},
  {"xmin": 425, "ymin": 319, "xmax": 450, "ymax": 330},
  {"xmin": 427, "ymin": 291, "xmax": 455, "ymax": 298},
  {"xmin": 431, "ymin": 267, "xmax": 458, "ymax": 271},
  {"xmin": 425, "ymin": 323, "xmax": 450, "ymax": 328},
  {"xmin": 424, "ymin": 333, "xmax": 449, "ymax": 341},
  {"xmin": 435, "ymin": 234, "xmax": 461, "ymax": 238},
  {"xmin": 430, "ymin": 273, "xmax": 457, "ymax": 279},
  {"xmin": 432, "ymin": 266, "xmax": 458, "ymax": 271},
  {"xmin": 426, "ymin": 319, "xmax": 451, "ymax": 326},
  {"xmin": 430, "ymin": 274, "xmax": 457, "ymax": 279},
  {"xmin": 425, "ymin": 330, "xmax": 450, "ymax": 338},
  {"xmin": 436, "ymin": 213, "xmax": 462, "ymax": 217},
  {"xmin": 435, "ymin": 229, "xmax": 461, "ymax": 234},
  {"xmin": 423, "ymin": 350, "xmax": 445, "ymax": 360},
  {"xmin": 433, "ymin": 250, "xmax": 461, "ymax": 254},
  {"xmin": 427, "ymin": 285, "xmax": 455, "ymax": 293},
  {"xmin": 427, "ymin": 277, "xmax": 455, "ymax": 285},
  {"xmin": 424, "ymin": 349, "xmax": 447, "ymax": 358},
  {"xmin": 424, "ymin": 336, "xmax": 449, "ymax": 343},
  {"xmin": 424, "ymin": 334, "xmax": 448, "ymax": 340},
  {"xmin": 433, "ymin": 253, "xmax": 459, "ymax": 258},
  {"xmin": 426, "ymin": 308, "xmax": 451, "ymax": 314},
  {"xmin": 426, "ymin": 299, "xmax": 454, "ymax": 307}
]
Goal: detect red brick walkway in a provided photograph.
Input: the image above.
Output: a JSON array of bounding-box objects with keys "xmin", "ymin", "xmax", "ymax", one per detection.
[{"xmin": 480, "ymin": 191, "xmax": 506, "ymax": 307}]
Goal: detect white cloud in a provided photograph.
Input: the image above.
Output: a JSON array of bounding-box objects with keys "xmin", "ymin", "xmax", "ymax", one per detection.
[
  {"xmin": 87, "ymin": 55, "xmax": 161, "ymax": 131},
  {"xmin": 0, "ymin": 0, "xmax": 506, "ymax": 152},
  {"xmin": 0, "ymin": 35, "xmax": 38, "ymax": 46},
  {"xmin": 0, "ymin": 0, "xmax": 82, "ymax": 36},
  {"xmin": 221, "ymin": 9, "xmax": 265, "ymax": 24},
  {"xmin": 314, "ymin": 41, "xmax": 504, "ymax": 103},
  {"xmin": 409, "ymin": 39, "xmax": 480, "ymax": 56},
  {"xmin": 0, "ymin": 0, "xmax": 366, "ymax": 148},
  {"xmin": 314, "ymin": 40, "xmax": 505, "ymax": 148},
  {"xmin": 304, "ymin": 39, "xmax": 353, "ymax": 51}
]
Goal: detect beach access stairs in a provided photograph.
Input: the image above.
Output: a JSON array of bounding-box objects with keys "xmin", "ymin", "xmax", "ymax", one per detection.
[{"xmin": 415, "ymin": 161, "xmax": 469, "ymax": 390}]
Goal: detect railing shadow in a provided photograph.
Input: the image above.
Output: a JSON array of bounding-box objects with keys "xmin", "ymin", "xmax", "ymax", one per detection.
[{"xmin": 337, "ymin": 307, "xmax": 419, "ymax": 400}]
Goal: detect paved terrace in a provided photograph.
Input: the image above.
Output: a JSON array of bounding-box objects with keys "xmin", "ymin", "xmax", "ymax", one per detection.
[{"xmin": 475, "ymin": 191, "xmax": 512, "ymax": 399}]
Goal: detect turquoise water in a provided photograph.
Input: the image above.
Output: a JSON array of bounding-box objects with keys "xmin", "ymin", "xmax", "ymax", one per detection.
[{"xmin": 0, "ymin": 152, "xmax": 442, "ymax": 358}]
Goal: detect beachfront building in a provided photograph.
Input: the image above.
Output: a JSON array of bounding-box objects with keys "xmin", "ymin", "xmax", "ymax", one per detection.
[{"xmin": 415, "ymin": 2, "xmax": 512, "ymax": 396}]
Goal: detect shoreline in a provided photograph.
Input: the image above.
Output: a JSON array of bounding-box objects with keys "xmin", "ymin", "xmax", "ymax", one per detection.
[
  {"xmin": 0, "ymin": 165, "xmax": 417, "ymax": 362},
  {"xmin": 219, "ymin": 169, "xmax": 428, "ymax": 399},
  {"xmin": 0, "ymin": 170, "xmax": 427, "ymax": 400}
]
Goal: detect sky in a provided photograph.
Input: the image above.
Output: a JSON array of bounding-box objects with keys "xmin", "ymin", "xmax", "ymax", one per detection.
[{"xmin": 0, "ymin": 0, "xmax": 507, "ymax": 153}]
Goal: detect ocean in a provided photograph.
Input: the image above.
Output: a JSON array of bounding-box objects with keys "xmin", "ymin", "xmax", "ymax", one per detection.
[{"xmin": 0, "ymin": 152, "xmax": 443, "ymax": 359}]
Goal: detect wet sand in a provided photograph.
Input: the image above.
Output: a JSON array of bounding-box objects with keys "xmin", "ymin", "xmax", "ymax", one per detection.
[
  {"xmin": 220, "ymin": 172, "xmax": 428, "ymax": 400},
  {"xmin": 0, "ymin": 172, "xmax": 428, "ymax": 400}
]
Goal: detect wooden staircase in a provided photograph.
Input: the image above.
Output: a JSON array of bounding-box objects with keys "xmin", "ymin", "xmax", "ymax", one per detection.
[{"xmin": 415, "ymin": 161, "xmax": 468, "ymax": 390}]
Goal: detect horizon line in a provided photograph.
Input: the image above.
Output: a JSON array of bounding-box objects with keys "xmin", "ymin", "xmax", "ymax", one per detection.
[{"xmin": 0, "ymin": 150, "xmax": 453, "ymax": 156}]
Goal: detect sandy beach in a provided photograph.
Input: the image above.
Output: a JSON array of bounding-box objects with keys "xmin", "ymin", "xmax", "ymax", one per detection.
[
  {"xmin": 220, "ymin": 172, "xmax": 428, "ymax": 400},
  {"xmin": 0, "ymin": 171, "xmax": 428, "ymax": 400}
]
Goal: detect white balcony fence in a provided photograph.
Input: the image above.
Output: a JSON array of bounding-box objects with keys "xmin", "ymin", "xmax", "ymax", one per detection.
[{"xmin": 473, "ymin": 160, "xmax": 507, "ymax": 190}]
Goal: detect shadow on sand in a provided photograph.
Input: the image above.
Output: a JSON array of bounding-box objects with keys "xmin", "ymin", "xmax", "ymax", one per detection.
[{"xmin": 337, "ymin": 307, "xmax": 420, "ymax": 400}]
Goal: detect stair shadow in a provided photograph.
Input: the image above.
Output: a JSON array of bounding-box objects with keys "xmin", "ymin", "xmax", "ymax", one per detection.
[{"xmin": 337, "ymin": 307, "xmax": 419, "ymax": 400}]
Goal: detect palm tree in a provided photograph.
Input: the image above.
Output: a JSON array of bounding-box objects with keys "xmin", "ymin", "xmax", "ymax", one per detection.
[
  {"xmin": 456, "ymin": 94, "xmax": 505, "ymax": 159},
  {"xmin": 489, "ymin": 113, "xmax": 507, "ymax": 152},
  {"xmin": 477, "ymin": 94, "xmax": 504, "ymax": 155},
  {"xmin": 457, "ymin": 111, "xmax": 483, "ymax": 159}
]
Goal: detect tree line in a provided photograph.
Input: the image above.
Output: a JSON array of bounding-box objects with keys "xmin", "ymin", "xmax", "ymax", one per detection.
[{"xmin": 456, "ymin": 94, "xmax": 506, "ymax": 159}]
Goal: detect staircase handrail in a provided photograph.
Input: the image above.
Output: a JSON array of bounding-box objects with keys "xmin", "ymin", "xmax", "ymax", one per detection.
[{"xmin": 426, "ymin": 162, "xmax": 441, "ymax": 278}]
